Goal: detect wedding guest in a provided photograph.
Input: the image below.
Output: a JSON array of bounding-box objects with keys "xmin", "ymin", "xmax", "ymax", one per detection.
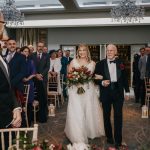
[
  {"xmin": 132, "ymin": 53, "xmax": 140, "ymax": 103},
  {"xmin": 31, "ymin": 42, "xmax": 50, "ymax": 123},
  {"xmin": 49, "ymin": 50, "xmax": 62, "ymax": 94},
  {"xmin": 138, "ymin": 47, "xmax": 148, "ymax": 106},
  {"xmin": 6, "ymin": 39, "xmax": 27, "ymax": 104},
  {"xmin": 57, "ymin": 49, "xmax": 68, "ymax": 100},
  {"xmin": 28, "ymin": 44, "xmax": 34, "ymax": 53},
  {"xmin": 65, "ymin": 50, "xmax": 73, "ymax": 64},
  {"xmin": 145, "ymin": 46, "xmax": 150, "ymax": 78},
  {"xmin": 21, "ymin": 46, "xmax": 36, "ymax": 126},
  {"xmin": 43, "ymin": 46, "xmax": 48, "ymax": 54}
]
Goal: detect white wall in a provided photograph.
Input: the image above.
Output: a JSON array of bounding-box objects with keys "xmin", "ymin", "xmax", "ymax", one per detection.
[{"xmin": 48, "ymin": 26, "xmax": 150, "ymax": 49}]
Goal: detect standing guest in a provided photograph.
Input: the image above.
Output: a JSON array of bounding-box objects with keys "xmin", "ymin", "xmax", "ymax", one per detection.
[
  {"xmin": 145, "ymin": 46, "xmax": 150, "ymax": 78},
  {"xmin": 20, "ymin": 46, "xmax": 36, "ymax": 126},
  {"xmin": 138, "ymin": 47, "xmax": 148, "ymax": 106},
  {"xmin": 43, "ymin": 46, "xmax": 48, "ymax": 54},
  {"xmin": 0, "ymin": 12, "xmax": 22, "ymax": 150},
  {"xmin": 31, "ymin": 42, "xmax": 50, "ymax": 123},
  {"xmin": 16, "ymin": 47, "xmax": 21, "ymax": 53},
  {"xmin": 0, "ymin": 40, "xmax": 9, "ymax": 59},
  {"xmin": 94, "ymin": 44, "xmax": 130, "ymax": 149},
  {"xmin": 132, "ymin": 53, "xmax": 141, "ymax": 103},
  {"xmin": 6, "ymin": 39, "xmax": 27, "ymax": 104},
  {"xmin": 28, "ymin": 44, "xmax": 34, "ymax": 53},
  {"xmin": 65, "ymin": 50, "xmax": 73, "ymax": 64},
  {"xmin": 57, "ymin": 49, "xmax": 68, "ymax": 100}
]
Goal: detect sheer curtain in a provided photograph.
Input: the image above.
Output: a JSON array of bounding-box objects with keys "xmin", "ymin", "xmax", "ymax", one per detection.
[{"xmin": 16, "ymin": 28, "xmax": 38, "ymax": 48}]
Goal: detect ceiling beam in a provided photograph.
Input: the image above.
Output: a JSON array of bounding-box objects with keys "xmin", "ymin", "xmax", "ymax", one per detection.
[{"xmin": 59, "ymin": 0, "xmax": 78, "ymax": 10}]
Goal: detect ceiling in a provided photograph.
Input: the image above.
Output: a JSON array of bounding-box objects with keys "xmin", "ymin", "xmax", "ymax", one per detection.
[{"xmin": 0, "ymin": 0, "xmax": 150, "ymax": 13}]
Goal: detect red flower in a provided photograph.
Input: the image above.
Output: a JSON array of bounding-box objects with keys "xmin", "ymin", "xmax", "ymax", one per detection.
[{"xmin": 119, "ymin": 63, "xmax": 125, "ymax": 70}]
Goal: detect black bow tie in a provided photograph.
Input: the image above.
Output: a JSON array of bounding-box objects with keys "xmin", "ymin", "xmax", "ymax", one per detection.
[{"xmin": 109, "ymin": 60, "xmax": 116, "ymax": 64}]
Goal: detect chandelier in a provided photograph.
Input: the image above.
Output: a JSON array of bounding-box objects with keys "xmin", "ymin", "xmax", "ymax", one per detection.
[
  {"xmin": 111, "ymin": 0, "xmax": 144, "ymax": 23},
  {"xmin": 1, "ymin": 0, "xmax": 24, "ymax": 25}
]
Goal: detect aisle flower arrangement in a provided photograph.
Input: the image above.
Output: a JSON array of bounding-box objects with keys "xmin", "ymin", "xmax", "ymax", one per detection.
[{"xmin": 66, "ymin": 66, "xmax": 93, "ymax": 94}]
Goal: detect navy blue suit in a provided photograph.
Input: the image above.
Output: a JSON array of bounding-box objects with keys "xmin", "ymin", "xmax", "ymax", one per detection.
[
  {"xmin": 60, "ymin": 56, "xmax": 68, "ymax": 77},
  {"xmin": 8, "ymin": 52, "xmax": 27, "ymax": 92}
]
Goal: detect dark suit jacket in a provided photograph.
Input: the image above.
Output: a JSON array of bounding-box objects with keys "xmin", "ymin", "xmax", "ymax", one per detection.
[
  {"xmin": 0, "ymin": 60, "xmax": 19, "ymax": 128},
  {"xmin": 60, "ymin": 56, "xmax": 68, "ymax": 77},
  {"xmin": 146, "ymin": 54, "xmax": 150, "ymax": 78},
  {"xmin": 31, "ymin": 52, "xmax": 50, "ymax": 82},
  {"xmin": 94, "ymin": 59, "xmax": 130, "ymax": 101},
  {"xmin": 67, "ymin": 57, "xmax": 73, "ymax": 64},
  {"xmin": 8, "ymin": 52, "xmax": 27, "ymax": 92}
]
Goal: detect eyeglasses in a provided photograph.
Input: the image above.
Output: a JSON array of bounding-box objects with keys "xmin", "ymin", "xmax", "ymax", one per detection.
[{"xmin": 0, "ymin": 21, "xmax": 6, "ymax": 25}]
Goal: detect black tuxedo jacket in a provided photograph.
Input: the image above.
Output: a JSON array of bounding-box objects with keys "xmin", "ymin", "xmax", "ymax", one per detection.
[
  {"xmin": 31, "ymin": 52, "xmax": 50, "ymax": 82},
  {"xmin": 0, "ymin": 59, "xmax": 19, "ymax": 128},
  {"xmin": 94, "ymin": 59, "xmax": 130, "ymax": 101}
]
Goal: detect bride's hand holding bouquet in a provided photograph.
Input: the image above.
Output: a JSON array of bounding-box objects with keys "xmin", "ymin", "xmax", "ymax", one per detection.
[{"xmin": 66, "ymin": 66, "xmax": 93, "ymax": 94}]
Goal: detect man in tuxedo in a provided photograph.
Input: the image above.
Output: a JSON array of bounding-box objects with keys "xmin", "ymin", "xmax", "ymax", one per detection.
[
  {"xmin": 0, "ymin": 15, "xmax": 21, "ymax": 150},
  {"xmin": 94, "ymin": 44, "xmax": 129, "ymax": 148},
  {"xmin": 65, "ymin": 50, "xmax": 73, "ymax": 64},
  {"xmin": 31, "ymin": 42, "xmax": 50, "ymax": 123}
]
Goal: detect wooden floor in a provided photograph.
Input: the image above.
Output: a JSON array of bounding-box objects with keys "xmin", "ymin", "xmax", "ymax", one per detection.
[{"xmin": 37, "ymin": 99, "xmax": 150, "ymax": 150}]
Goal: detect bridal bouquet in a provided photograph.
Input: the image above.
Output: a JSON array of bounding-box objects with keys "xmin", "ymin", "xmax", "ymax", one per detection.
[{"xmin": 66, "ymin": 66, "xmax": 93, "ymax": 94}]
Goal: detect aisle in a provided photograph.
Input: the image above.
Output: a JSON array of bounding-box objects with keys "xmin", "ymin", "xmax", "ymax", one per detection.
[{"xmin": 37, "ymin": 100, "xmax": 150, "ymax": 150}]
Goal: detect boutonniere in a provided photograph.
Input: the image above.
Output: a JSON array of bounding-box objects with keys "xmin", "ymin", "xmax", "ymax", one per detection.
[{"xmin": 119, "ymin": 63, "xmax": 125, "ymax": 70}]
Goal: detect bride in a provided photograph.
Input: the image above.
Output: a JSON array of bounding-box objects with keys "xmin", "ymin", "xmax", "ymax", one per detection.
[{"xmin": 64, "ymin": 44, "xmax": 105, "ymax": 144}]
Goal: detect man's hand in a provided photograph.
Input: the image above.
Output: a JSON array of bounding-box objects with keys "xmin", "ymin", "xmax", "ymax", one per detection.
[
  {"xmin": 125, "ymin": 95, "xmax": 130, "ymax": 101},
  {"xmin": 35, "ymin": 74, "xmax": 43, "ymax": 80},
  {"xmin": 102, "ymin": 80, "xmax": 110, "ymax": 87},
  {"xmin": 12, "ymin": 110, "xmax": 22, "ymax": 128}
]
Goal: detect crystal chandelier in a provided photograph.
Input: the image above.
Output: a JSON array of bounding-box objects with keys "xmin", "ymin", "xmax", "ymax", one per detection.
[
  {"xmin": 111, "ymin": 0, "xmax": 144, "ymax": 23},
  {"xmin": 1, "ymin": 0, "xmax": 24, "ymax": 25}
]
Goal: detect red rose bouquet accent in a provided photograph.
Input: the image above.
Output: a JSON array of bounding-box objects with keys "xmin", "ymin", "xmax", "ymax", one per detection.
[
  {"xmin": 119, "ymin": 63, "xmax": 125, "ymax": 70},
  {"xmin": 66, "ymin": 66, "xmax": 93, "ymax": 94}
]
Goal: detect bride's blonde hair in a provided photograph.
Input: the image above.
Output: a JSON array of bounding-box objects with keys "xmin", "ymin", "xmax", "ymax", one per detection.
[{"xmin": 76, "ymin": 44, "xmax": 91, "ymax": 63}]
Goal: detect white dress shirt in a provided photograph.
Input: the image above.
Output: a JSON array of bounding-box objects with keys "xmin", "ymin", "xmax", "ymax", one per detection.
[{"xmin": 107, "ymin": 59, "xmax": 117, "ymax": 82}]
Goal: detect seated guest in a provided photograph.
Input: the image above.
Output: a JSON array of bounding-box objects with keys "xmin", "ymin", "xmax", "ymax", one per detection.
[
  {"xmin": 21, "ymin": 46, "xmax": 36, "ymax": 126},
  {"xmin": 49, "ymin": 50, "xmax": 62, "ymax": 94}
]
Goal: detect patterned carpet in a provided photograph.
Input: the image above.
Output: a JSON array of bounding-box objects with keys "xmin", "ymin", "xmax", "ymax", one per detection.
[{"xmin": 37, "ymin": 99, "xmax": 150, "ymax": 150}]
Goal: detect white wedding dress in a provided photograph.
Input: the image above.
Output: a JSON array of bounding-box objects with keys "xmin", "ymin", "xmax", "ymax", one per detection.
[{"xmin": 64, "ymin": 59, "xmax": 105, "ymax": 144}]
